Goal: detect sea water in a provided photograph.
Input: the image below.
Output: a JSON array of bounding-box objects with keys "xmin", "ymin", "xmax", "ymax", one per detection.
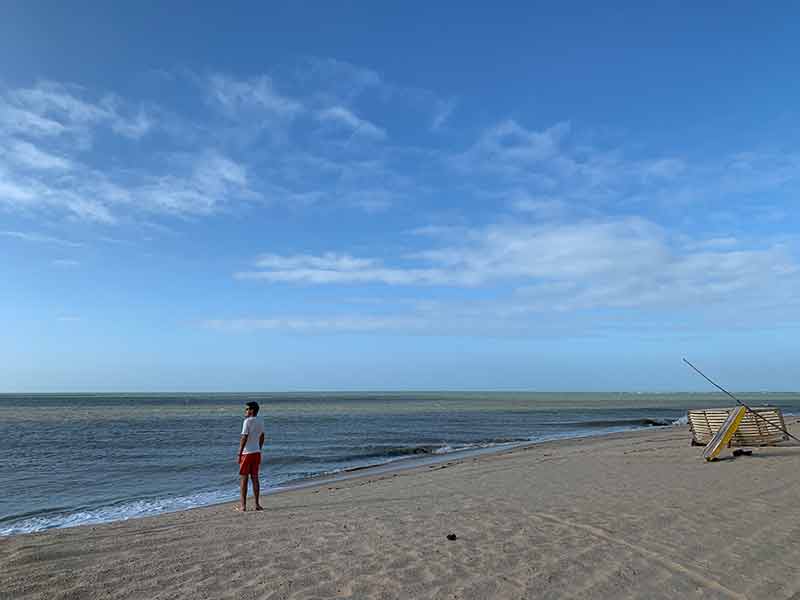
[{"xmin": 2, "ymin": 392, "xmax": 798, "ymax": 536}]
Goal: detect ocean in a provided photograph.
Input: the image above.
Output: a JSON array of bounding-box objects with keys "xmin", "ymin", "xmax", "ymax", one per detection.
[{"xmin": 2, "ymin": 392, "xmax": 798, "ymax": 537}]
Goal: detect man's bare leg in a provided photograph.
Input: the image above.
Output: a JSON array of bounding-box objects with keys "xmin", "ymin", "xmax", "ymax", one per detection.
[
  {"xmin": 239, "ymin": 475, "xmax": 248, "ymax": 511},
  {"xmin": 251, "ymin": 474, "xmax": 263, "ymax": 510}
]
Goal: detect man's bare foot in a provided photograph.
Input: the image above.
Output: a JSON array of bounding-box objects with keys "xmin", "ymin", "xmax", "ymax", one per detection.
[
  {"xmin": 235, "ymin": 506, "xmax": 246, "ymax": 512},
  {"xmin": 255, "ymin": 504, "xmax": 264, "ymax": 511}
]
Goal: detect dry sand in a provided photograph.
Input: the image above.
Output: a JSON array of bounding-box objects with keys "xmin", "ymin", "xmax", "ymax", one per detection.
[{"xmin": 3, "ymin": 424, "xmax": 800, "ymax": 600}]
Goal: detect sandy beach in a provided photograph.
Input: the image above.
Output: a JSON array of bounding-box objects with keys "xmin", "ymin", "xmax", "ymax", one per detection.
[{"xmin": 3, "ymin": 424, "xmax": 800, "ymax": 600}]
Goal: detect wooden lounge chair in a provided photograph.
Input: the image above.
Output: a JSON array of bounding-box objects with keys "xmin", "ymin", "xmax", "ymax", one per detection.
[{"xmin": 688, "ymin": 407, "xmax": 789, "ymax": 447}]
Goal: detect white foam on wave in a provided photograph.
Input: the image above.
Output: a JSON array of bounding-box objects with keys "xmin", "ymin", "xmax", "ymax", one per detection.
[
  {"xmin": 0, "ymin": 489, "xmax": 237, "ymax": 537},
  {"xmin": 671, "ymin": 415, "xmax": 689, "ymax": 426}
]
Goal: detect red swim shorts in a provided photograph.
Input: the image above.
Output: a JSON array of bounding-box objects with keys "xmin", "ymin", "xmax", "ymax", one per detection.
[{"xmin": 239, "ymin": 452, "xmax": 261, "ymax": 476}]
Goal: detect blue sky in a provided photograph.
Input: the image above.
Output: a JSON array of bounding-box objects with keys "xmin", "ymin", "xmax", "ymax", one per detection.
[{"xmin": 2, "ymin": 2, "xmax": 799, "ymax": 391}]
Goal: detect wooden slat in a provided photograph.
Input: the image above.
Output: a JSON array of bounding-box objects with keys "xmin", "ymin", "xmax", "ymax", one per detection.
[{"xmin": 687, "ymin": 407, "xmax": 789, "ymax": 446}]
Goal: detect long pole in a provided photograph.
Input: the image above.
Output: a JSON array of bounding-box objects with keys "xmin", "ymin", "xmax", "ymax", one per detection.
[{"xmin": 682, "ymin": 358, "xmax": 800, "ymax": 444}]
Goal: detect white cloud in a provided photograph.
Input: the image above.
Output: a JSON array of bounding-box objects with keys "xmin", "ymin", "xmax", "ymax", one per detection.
[
  {"xmin": 0, "ymin": 62, "xmax": 456, "ymax": 224},
  {"xmin": 255, "ymin": 253, "xmax": 377, "ymax": 271},
  {"xmin": 0, "ymin": 162, "xmax": 122, "ymax": 223},
  {"xmin": 507, "ymin": 190, "xmax": 567, "ymax": 219},
  {"xmin": 106, "ymin": 107, "xmax": 155, "ymax": 141},
  {"xmin": 459, "ymin": 120, "xmax": 800, "ymax": 236},
  {"xmin": 342, "ymin": 188, "xmax": 395, "ymax": 212},
  {"xmin": 2, "ymin": 82, "xmax": 154, "ymax": 144},
  {"xmin": 300, "ymin": 57, "xmax": 382, "ymax": 103},
  {"xmin": 3, "ymin": 140, "xmax": 72, "ymax": 170},
  {"xmin": 260, "ymin": 149, "xmax": 410, "ymax": 214},
  {"xmin": 236, "ymin": 265, "xmax": 453, "ymax": 285},
  {"xmin": 686, "ymin": 237, "xmax": 739, "ymax": 250},
  {"xmin": 201, "ymin": 311, "xmax": 603, "ymax": 337},
  {"xmin": 208, "ymin": 74, "xmax": 303, "ymax": 118},
  {"xmin": 61, "ymin": 195, "xmax": 117, "ymax": 224},
  {"xmin": 0, "ymin": 230, "xmax": 83, "ymax": 246},
  {"xmin": 139, "ymin": 152, "xmax": 255, "ymax": 217},
  {"xmin": 409, "ymin": 225, "xmax": 466, "ymax": 238},
  {"xmin": 235, "ymin": 218, "xmax": 800, "ymax": 313},
  {"xmin": 203, "ymin": 315, "xmax": 425, "ymax": 333},
  {"xmin": 52, "ymin": 259, "xmax": 80, "ymax": 267},
  {"xmin": 411, "ymin": 218, "xmax": 670, "ymax": 281},
  {"xmin": 0, "ymin": 102, "xmax": 67, "ymax": 137},
  {"xmin": 238, "ymin": 249, "xmax": 456, "ymax": 285},
  {"xmin": 0, "ymin": 166, "xmax": 40, "ymax": 205},
  {"xmin": 304, "ymin": 59, "xmax": 454, "ymax": 135},
  {"xmin": 107, "ymin": 106, "xmax": 153, "ymax": 140},
  {"xmin": 316, "ymin": 106, "xmax": 386, "ymax": 139},
  {"xmin": 9, "ymin": 82, "xmax": 108, "ymax": 125},
  {"xmin": 0, "ymin": 132, "xmax": 255, "ymax": 222},
  {"xmin": 2, "ymin": 64, "xmax": 796, "ymax": 251},
  {"xmin": 457, "ymin": 120, "xmax": 570, "ymax": 171},
  {"xmin": 431, "ymin": 98, "xmax": 455, "ymax": 131},
  {"xmin": 641, "ymin": 158, "xmax": 686, "ymax": 179},
  {"xmin": 452, "ymin": 118, "xmax": 700, "ymax": 221}
]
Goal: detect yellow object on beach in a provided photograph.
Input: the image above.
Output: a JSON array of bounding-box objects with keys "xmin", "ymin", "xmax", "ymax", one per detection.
[{"xmin": 702, "ymin": 406, "xmax": 747, "ymax": 461}]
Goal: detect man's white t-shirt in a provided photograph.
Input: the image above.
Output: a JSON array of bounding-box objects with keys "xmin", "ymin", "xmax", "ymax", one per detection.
[{"xmin": 240, "ymin": 416, "xmax": 264, "ymax": 454}]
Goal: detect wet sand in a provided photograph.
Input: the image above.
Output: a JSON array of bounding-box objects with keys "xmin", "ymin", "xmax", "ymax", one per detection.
[{"xmin": 3, "ymin": 424, "xmax": 800, "ymax": 599}]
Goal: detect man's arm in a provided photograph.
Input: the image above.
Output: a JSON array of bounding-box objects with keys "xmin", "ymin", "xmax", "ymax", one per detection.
[
  {"xmin": 238, "ymin": 434, "xmax": 248, "ymax": 461},
  {"xmin": 259, "ymin": 432, "xmax": 265, "ymax": 450},
  {"xmin": 238, "ymin": 418, "xmax": 252, "ymax": 461}
]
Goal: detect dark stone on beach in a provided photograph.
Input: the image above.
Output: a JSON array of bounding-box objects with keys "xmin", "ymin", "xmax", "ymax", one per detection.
[{"xmin": 446, "ymin": 533, "xmax": 457, "ymax": 541}]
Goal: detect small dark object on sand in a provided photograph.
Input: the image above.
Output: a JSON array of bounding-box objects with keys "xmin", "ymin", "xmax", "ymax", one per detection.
[
  {"xmin": 446, "ymin": 533, "xmax": 457, "ymax": 541},
  {"xmin": 732, "ymin": 449, "xmax": 753, "ymax": 457}
]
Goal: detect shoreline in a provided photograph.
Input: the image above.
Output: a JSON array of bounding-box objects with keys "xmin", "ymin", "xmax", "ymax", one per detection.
[
  {"xmin": 4, "ymin": 423, "xmax": 800, "ymax": 599},
  {"xmin": 0, "ymin": 422, "xmax": 681, "ymax": 538}
]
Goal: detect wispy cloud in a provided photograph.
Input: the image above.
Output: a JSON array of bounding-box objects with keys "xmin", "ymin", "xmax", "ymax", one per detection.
[
  {"xmin": 200, "ymin": 311, "xmax": 604, "ymax": 337},
  {"xmin": 451, "ymin": 119, "xmax": 690, "ymax": 216},
  {"xmin": 456, "ymin": 120, "xmax": 570, "ymax": 172},
  {"xmin": 56, "ymin": 315, "xmax": 83, "ymax": 322},
  {"xmin": 316, "ymin": 106, "xmax": 386, "ymax": 140},
  {"xmin": 2, "ymin": 139, "xmax": 72, "ymax": 171},
  {"xmin": 2, "ymin": 81, "xmax": 154, "ymax": 144},
  {"xmin": 0, "ymin": 132, "xmax": 256, "ymax": 222},
  {"xmin": 0, "ymin": 103, "xmax": 67, "ymax": 137},
  {"xmin": 340, "ymin": 188, "xmax": 396, "ymax": 213},
  {"xmin": 300, "ymin": 58, "xmax": 455, "ymax": 134},
  {"xmin": 203, "ymin": 315, "xmax": 426, "ymax": 333},
  {"xmin": 0, "ymin": 63, "xmax": 439, "ymax": 224},
  {"xmin": 1, "ymin": 230, "xmax": 83, "ymax": 246},
  {"xmin": 453, "ymin": 117, "xmax": 800, "ymax": 231},
  {"xmin": 298, "ymin": 57, "xmax": 382, "ymax": 104},
  {"xmin": 431, "ymin": 98, "xmax": 456, "ymax": 131},
  {"xmin": 506, "ymin": 190, "xmax": 568, "ymax": 219},
  {"xmin": 52, "ymin": 259, "xmax": 80, "ymax": 267},
  {"xmin": 235, "ymin": 218, "xmax": 799, "ymax": 313},
  {"xmin": 2, "ymin": 62, "xmax": 798, "ymax": 241},
  {"xmin": 0, "ymin": 82, "xmax": 163, "ymax": 222},
  {"xmin": 240, "ymin": 250, "xmax": 469, "ymax": 286},
  {"xmin": 139, "ymin": 151, "xmax": 256, "ymax": 217},
  {"xmin": 255, "ymin": 252, "xmax": 377, "ymax": 271},
  {"xmin": 207, "ymin": 74, "xmax": 303, "ymax": 119},
  {"xmin": 106, "ymin": 104, "xmax": 153, "ymax": 139}
]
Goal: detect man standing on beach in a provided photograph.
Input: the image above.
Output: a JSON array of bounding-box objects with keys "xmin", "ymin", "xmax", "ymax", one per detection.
[{"xmin": 237, "ymin": 401, "xmax": 265, "ymax": 511}]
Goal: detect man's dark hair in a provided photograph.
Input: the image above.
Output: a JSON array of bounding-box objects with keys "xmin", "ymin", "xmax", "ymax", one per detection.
[{"xmin": 245, "ymin": 401, "xmax": 260, "ymax": 415}]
